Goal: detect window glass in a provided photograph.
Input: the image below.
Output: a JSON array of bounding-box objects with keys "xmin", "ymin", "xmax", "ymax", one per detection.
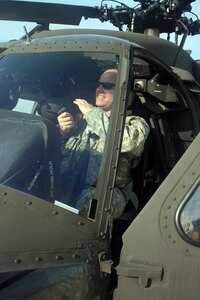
[
  {"xmin": 179, "ymin": 183, "xmax": 200, "ymax": 243},
  {"xmin": 0, "ymin": 51, "xmax": 120, "ymax": 217}
]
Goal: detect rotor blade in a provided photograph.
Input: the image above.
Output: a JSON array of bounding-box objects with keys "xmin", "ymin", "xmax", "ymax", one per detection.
[{"xmin": 0, "ymin": 0, "xmax": 100, "ymax": 25}]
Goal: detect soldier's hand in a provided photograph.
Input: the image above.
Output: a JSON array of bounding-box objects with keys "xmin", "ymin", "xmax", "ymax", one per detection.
[
  {"xmin": 73, "ymin": 99, "xmax": 93, "ymax": 117},
  {"xmin": 57, "ymin": 112, "xmax": 75, "ymax": 133}
]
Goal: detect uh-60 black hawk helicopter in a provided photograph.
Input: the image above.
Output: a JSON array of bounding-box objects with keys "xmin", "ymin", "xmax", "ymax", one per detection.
[{"xmin": 0, "ymin": 0, "xmax": 200, "ymax": 299}]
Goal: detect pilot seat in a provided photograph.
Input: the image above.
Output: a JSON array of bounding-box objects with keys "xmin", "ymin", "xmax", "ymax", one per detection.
[{"xmin": 0, "ymin": 109, "xmax": 61, "ymax": 203}]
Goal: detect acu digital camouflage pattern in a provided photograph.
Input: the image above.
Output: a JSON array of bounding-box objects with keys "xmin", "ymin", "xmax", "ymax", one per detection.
[{"xmin": 60, "ymin": 107, "xmax": 149, "ymax": 218}]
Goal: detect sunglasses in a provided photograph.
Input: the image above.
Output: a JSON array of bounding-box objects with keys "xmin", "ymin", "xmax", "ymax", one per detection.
[{"xmin": 97, "ymin": 81, "xmax": 116, "ymax": 90}]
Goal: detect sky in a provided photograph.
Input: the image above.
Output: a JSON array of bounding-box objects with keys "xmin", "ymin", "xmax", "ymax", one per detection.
[{"xmin": 0, "ymin": 0, "xmax": 199, "ymax": 59}]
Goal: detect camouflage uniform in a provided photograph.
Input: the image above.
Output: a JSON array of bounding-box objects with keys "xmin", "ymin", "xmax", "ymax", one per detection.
[{"xmin": 61, "ymin": 107, "xmax": 149, "ymax": 219}]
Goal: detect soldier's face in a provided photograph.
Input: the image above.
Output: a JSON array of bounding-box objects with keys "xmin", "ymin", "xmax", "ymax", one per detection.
[{"xmin": 96, "ymin": 69, "xmax": 117, "ymax": 116}]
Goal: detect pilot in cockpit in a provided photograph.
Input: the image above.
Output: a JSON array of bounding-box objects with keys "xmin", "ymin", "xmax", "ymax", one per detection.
[{"xmin": 57, "ymin": 68, "xmax": 150, "ymax": 219}]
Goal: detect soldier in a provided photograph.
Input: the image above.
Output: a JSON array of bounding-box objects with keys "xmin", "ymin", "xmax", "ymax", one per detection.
[{"xmin": 57, "ymin": 68, "xmax": 149, "ymax": 219}]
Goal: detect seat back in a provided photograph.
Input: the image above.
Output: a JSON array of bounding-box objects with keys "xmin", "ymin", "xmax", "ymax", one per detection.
[{"xmin": 0, "ymin": 109, "xmax": 61, "ymax": 202}]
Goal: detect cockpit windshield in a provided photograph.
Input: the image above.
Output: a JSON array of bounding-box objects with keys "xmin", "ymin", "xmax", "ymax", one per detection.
[{"xmin": 0, "ymin": 50, "xmax": 120, "ymax": 218}]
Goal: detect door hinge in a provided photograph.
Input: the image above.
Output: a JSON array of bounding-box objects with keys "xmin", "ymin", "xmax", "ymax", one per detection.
[{"xmin": 116, "ymin": 261, "xmax": 163, "ymax": 287}]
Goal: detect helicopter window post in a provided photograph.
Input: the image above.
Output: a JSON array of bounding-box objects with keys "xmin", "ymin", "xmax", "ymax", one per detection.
[{"xmin": 93, "ymin": 45, "xmax": 135, "ymax": 238}]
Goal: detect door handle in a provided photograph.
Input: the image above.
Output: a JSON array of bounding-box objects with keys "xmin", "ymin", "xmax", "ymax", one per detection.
[{"xmin": 116, "ymin": 261, "xmax": 163, "ymax": 287}]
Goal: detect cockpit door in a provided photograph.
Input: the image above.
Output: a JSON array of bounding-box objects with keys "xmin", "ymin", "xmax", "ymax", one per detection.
[
  {"xmin": 0, "ymin": 37, "xmax": 134, "ymax": 299},
  {"xmin": 114, "ymin": 133, "xmax": 200, "ymax": 300}
]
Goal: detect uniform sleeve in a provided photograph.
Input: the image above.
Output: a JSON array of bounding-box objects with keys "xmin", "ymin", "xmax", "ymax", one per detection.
[
  {"xmin": 85, "ymin": 107, "xmax": 109, "ymax": 139},
  {"xmin": 85, "ymin": 108, "xmax": 150, "ymax": 157},
  {"xmin": 121, "ymin": 116, "xmax": 150, "ymax": 156}
]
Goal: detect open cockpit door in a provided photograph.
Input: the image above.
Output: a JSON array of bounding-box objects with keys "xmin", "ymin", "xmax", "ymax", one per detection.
[{"xmin": 0, "ymin": 34, "xmax": 134, "ymax": 299}]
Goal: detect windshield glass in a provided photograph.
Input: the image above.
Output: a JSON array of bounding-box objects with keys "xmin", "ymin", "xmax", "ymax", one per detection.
[{"xmin": 0, "ymin": 51, "xmax": 120, "ymax": 217}]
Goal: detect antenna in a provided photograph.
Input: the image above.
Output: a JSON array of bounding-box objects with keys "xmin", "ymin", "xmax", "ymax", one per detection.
[
  {"xmin": 23, "ymin": 26, "xmax": 31, "ymax": 42},
  {"xmin": 173, "ymin": 20, "xmax": 189, "ymax": 66}
]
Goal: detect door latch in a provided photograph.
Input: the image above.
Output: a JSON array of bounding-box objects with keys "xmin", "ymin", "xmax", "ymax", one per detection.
[{"xmin": 116, "ymin": 261, "xmax": 163, "ymax": 287}]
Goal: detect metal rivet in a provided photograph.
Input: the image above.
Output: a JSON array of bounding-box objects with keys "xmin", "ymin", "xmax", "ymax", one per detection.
[
  {"xmin": 55, "ymin": 255, "xmax": 63, "ymax": 260},
  {"xmin": 52, "ymin": 211, "xmax": 58, "ymax": 215},
  {"xmin": 78, "ymin": 221, "xmax": 84, "ymax": 226},
  {"xmin": 99, "ymin": 232, "xmax": 106, "ymax": 239},
  {"xmin": 27, "ymin": 201, "xmax": 32, "ymax": 205},
  {"xmin": 35, "ymin": 257, "xmax": 42, "ymax": 262},
  {"xmin": 72, "ymin": 253, "xmax": 80, "ymax": 259},
  {"xmin": 14, "ymin": 258, "xmax": 21, "ymax": 264}
]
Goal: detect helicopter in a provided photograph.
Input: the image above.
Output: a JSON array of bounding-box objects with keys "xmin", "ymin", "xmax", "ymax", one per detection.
[{"xmin": 0, "ymin": 0, "xmax": 200, "ymax": 299}]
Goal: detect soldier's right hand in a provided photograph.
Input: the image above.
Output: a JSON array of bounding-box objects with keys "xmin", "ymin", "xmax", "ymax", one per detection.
[{"xmin": 57, "ymin": 112, "xmax": 75, "ymax": 133}]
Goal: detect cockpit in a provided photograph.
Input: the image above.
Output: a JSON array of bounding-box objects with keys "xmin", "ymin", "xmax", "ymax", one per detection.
[{"xmin": 0, "ymin": 34, "xmax": 199, "ymax": 226}]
